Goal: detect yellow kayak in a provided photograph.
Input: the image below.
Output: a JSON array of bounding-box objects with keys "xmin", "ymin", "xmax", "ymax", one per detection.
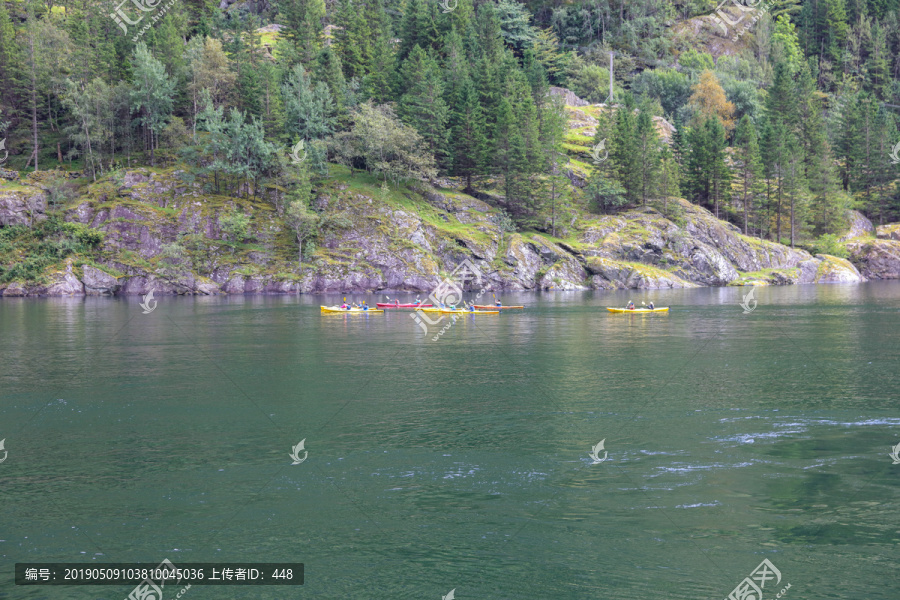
[
  {"xmin": 606, "ymin": 307, "xmax": 669, "ymax": 313},
  {"xmin": 440, "ymin": 309, "xmax": 500, "ymax": 315},
  {"xmin": 321, "ymin": 306, "xmax": 384, "ymax": 313}
]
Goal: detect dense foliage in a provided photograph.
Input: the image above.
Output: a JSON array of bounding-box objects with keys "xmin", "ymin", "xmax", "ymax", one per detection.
[{"xmin": 0, "ymin": 0, "xmax": 898, "ymax": 251}]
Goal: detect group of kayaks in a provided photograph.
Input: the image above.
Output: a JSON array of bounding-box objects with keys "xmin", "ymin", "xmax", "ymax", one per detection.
[
  {"xmin": 321, "ymin": 298, "xmax": 669, "ymax": 314},
  {"xmin": 321, "ymin": 298, "xmax": 524, "ymax": 314}
]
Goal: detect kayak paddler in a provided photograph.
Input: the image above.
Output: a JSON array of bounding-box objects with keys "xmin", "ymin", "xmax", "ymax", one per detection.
[
  {"xmin": 626, "ymin": 300, "xmax": 635, "ymax": 310},
  {"xmin": 648, "ymin": 301, "xmax": 654, "ymax": 309}
]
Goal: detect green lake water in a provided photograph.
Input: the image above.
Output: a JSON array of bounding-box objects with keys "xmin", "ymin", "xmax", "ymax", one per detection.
[{"xmin": 1, "ymin": 283, "xmax": 899, "ymax": 599}]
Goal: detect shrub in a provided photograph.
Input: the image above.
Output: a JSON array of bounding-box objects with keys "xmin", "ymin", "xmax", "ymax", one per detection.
[
  {"xmin": 809, "ymin": 233, "xmax": 849, "ymax": 258},
  {"xmin": 219, "ymin": 210, "xmax": 251, "ymax": 245},
  {"xmin": 61, "ymin": 222, "xmax": 104, "ymax": 246}
]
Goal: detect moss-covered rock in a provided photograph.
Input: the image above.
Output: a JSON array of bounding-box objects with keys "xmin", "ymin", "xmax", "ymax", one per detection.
[
  {"xmin": 0, "ymin": 167, "xmax": 886, "ymax": 296},
  {"xmin": 799, "ymin": 254, "xmax": 866, "ymax": 283},
  {"xmin": 846, "ymin": 238, "xmax": 900, "ymax": 279},
  {"xmin": 876, "ymin": 222, "xmax": 900, "ymax": 241}
]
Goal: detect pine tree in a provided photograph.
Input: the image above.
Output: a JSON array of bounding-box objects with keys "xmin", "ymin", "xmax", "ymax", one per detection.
[
  {"xmin": 635, "ymin": 106, "xmax": 661, "ymax": 206},
  {"xmin": 704, "ymin": 116, "xmax": 730, "ymax": 219},
  {"xmin": 610, "ymin": 95, "xmax": 640, "ymax": 204},
  {"xmin": 397, "ymin": 46, "xmax": 449, "ymax": 168},
  {"xmin": 281, "ymin": 64, "xmax": 336, "ymax": 142},
  {"xmin": 447, "ymin": 72, "xmax": 486, "ymax": 191},
  {"xmin": 761, "ymin": 118, "xmax": 790, "ymax": 243},
  {"xmin": 277, "ymin": 0, "xmax": 326, "ymax": 66},
  {"xmin": 314, "ymin": 46, "xmax": 348, "ymax": 117},
  {"xmin": 734, "ymin": 115, "xmax": 763, "ymax": 235}
]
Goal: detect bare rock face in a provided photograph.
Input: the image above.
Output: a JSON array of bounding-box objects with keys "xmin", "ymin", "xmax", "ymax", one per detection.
[
  {"xmin": 576, "ymin": 199, "xmax": 809, "ymax": 288},
  {"xmin": 0, "ymin": 189, "xmax": 47, "ymax": 226},
  {"xmin": 549, "ymin": 86, "xmax": 589, "ymax": 107},
  {"xmin": 43, "ymin": 272, "xmax": 85, "ymax": 295},
  {"xmin": 0, "ymin": 282, "xmax": 27, "ymax": 296},
  {"xmin": 798, "ymin": 255, "xmax": 866, "ymax": 283},
  {"xmin": 585, "ymin": 257, "xmax": 696, "ymax": 289},
  {"xmin": 846, "ymin": 238, "xmax": 900, "ymax": 279},
  {"xmin": 1, "ymin": 169, "xmax": 892, "ymax": 296},
  {"xmin": 82, "ymin": 265, "xmax": 121, "ymax": 295},
  {"xmin": 840, "ymin": 210, "xmax": 876, "ymax": 241}
]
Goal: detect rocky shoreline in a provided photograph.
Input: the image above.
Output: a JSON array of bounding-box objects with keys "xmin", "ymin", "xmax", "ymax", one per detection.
[{"xmin": 1, "ymin": 168, "xmax": 898, "ymax": 297}]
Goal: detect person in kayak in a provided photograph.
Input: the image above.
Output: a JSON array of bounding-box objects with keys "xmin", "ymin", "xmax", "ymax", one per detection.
[
  {"xmin": 648, "ymin": 301, "xmax": 655, "ymax": 309},
  {"xmin": 340, "ymin": 302, "xmax": 348, "ymax": 309},
  {"xmin": 626, "ymin": 300, "xmax": 635, "ymax": 310},
  {"xmin": 468, "ymin": 303, "xmax": 476, "ymax": 312},
  {"xmin": 495, "ymin": 300, "xmax": 502, "ymax": 307}
]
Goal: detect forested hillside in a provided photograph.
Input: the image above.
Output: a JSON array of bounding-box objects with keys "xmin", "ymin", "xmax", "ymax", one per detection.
[{"xmin": 0, "ymin": 0, "xmax": 899, "ymax": 291}]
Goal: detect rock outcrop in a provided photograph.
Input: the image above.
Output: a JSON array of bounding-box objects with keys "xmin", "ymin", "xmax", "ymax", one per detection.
[
  {"xmin": 847, "ymin": 238, "xmax": 900, "ymax": 279},
  {"xmin": 0, "ymin": 170, "xmax": 891, "ymax": 296},
  {"xmin": 798, "ymin": 254, "xmax": 866, "ymax": 283},
  {"xmin": 840, "ymin": 210, "xmax": 876, "ymax": 241}
]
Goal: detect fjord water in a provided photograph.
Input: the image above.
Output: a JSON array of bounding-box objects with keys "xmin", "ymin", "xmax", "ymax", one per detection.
[{"xmin": 1, "ymin": 284, "xmax": 899, "ymax": 600}]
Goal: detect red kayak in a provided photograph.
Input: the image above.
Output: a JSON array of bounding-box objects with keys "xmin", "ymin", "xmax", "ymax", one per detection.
[{"xmin": 376, "ymin": 302, "xmax": 434, "ymax": 308}]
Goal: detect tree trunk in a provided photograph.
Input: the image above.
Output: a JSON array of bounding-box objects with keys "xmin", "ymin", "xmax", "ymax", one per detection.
[
  {"xmin": 776, "ymin": 169, "xmax": 783, "ymax": 244},
  {"xmin": 29, "ymin": 33, "xmax": 38, "ymax": 172},
  {"xmin": 743, "ymin": 170, "xmax": 748, "ymax": 235},
  {"xmin": 82, "ymin": 116, "xmax": 96, "ymax": 181}
]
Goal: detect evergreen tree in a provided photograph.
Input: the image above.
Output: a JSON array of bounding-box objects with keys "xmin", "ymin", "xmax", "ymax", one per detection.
[
  {"xmin": 130, "ymin": 42, "xmax": 175, "ymax": 166},
  {"xmin": 277, "ymin": 0, "xmax": 326, "ymax": 66},
  {"xmin": 281, "ymin": 64, "xmax": 336, "ymax": 142},
  {"xmin": 397, "ymin": 46, "xmax": 449, "ymax": 168},
  {"xmin": 447, "ymin": 72, "xmax": 487, "ymax": 191},
  {"xmin": 635, "ymin": 105, "xmax": 661, "ymax": 206},
  {"xmin": 733, "ymin": 115, "xmax": 764, "ymax": 235},
  {"xmin": 610, "ymin": 95, "xmax": 640, "ymax": 204},
  {"xmin": 760, "ymin": 118, "xmax": 788, "ymax": 242}
]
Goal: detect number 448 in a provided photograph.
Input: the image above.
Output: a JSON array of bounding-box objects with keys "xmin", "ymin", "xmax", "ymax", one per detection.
[{"xmin": 271, "ymin": 568, "xmax": 293, "ymax": 580}]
